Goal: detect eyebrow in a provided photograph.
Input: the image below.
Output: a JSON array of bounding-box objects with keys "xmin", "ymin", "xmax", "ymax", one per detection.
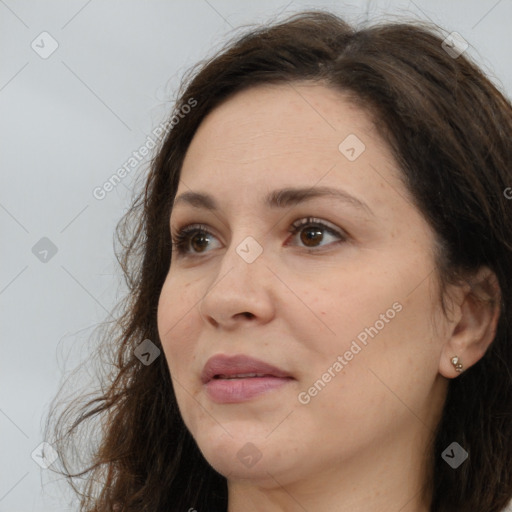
[{"xmin": 172, "ymin": 186, "xmax": 374, "ymax": 216}]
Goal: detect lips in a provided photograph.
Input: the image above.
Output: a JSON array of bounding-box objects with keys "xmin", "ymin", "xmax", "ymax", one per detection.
[
  {"xmin": 201, "ymin": 354, "xmax": 291, "ymax": 383},
  {"xmin": 201, "ymin": 354, "xmax": 294, "ymax": 403}
]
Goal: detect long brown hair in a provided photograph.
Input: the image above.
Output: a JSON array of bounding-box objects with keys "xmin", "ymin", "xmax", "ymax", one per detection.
[{"xmin": 45, "ymin": 10, "xmax": 512, "ymax": 512}]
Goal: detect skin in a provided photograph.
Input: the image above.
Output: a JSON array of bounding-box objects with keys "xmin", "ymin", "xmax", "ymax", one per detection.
[{"xmin": 157, "ymin": 82, "xmax": 500, "ymax": 512}]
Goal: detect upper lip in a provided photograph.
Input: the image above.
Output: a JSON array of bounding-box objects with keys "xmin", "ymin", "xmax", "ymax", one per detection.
[{"xmin": 201, "ymin": 354, "xmax": 292, "ymax": 384}]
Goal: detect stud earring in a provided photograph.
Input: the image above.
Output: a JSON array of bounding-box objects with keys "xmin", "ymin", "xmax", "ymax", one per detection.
[{"xmin": 451, "ymin": 356, "xmax": 464, "ymax": 373}]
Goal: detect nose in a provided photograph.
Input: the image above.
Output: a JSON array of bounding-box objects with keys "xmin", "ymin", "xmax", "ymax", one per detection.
[{"xmin": 198, "ymin": 238, "xmax": 276, "ymax": 330}]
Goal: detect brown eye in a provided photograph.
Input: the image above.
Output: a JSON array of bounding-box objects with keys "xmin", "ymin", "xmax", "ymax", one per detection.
[
  {"xmin": 171, "ymin": 224, "xmax": 219, "ymax": 256},
  {"xmin": 289, "ymin": 217, "xmax": 346, "ymax": 250},
  {"xmin": 190, "ymin": 232, "xmax": 210, "ymax": 253},
  {"xmin": 300, "ymin": 226, "xmax": 325, "ymax": 247}
]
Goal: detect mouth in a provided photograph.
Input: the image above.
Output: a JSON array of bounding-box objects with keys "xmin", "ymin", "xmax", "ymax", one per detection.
[
  {"xmin": 201, "ymin": 354, "xmax": 294, "ymax": 403},
  {"xmin": 212, "ymin": 372, "xmax": 281, "ymax": 380}
]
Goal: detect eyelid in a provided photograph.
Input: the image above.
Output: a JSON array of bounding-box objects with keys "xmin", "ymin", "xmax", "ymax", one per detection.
[{"xmin": 289, "ymin": 217, "xmax": 342, "ymax": 235}]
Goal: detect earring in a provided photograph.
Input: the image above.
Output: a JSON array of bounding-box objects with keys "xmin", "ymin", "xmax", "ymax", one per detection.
[{"xmin": 451, "ymin": 356, "xmax": 464, "ymax": 373}]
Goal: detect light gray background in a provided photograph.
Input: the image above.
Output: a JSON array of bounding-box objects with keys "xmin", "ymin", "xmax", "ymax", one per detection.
[{"xmin": 1, "ymin": 1, "xmax": 511, "ymax": 510}]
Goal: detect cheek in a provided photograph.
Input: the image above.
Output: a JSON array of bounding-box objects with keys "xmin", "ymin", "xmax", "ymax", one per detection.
[
  {"xmin": 308, "ymin": 267, "xmax": 439, "ymax": 385},
  {"xmin": 157, "ymin": 276, "xmax": 199, "ymax": 375},
  {"xmin": 157, "ymin": 271, "xmax": 195, "ymax": 332},
  {"xmin": 157, "ymin": 277, "xmax": 204, "ymax": 433},
  {"xmin": 302, "ymin": 300, "xmax": 438, "ymax": 439}
]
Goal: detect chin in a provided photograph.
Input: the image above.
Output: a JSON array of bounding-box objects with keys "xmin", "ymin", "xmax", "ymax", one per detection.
[
  {"xmin": 202, "ymin": 446, "xmax": 286, "ymax": 484},
  {"xmin": 192, "ymin": 423, "xmax": 288, "ymax": 481}
]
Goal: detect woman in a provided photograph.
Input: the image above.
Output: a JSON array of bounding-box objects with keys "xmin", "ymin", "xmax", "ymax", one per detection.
[{"xmin": 46, "ymin": 10, "xmax": 512, "ymax": 512}]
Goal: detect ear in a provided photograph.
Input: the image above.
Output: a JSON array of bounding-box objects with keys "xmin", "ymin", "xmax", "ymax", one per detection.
[{"xmin": 439, "ymin": 266, "xmax": 501, "ymax": 378}]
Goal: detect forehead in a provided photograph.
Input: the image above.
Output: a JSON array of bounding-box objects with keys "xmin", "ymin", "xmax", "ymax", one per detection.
[
  {"xmin": 176, "ymin": 83, "xmax": 407, "ymax": 215},
  {"xmin": 184, "ymin": 82, "xmax": 381, "ymax": 164}
]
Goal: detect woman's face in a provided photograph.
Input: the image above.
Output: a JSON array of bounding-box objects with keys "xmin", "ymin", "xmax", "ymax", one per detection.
[{"xmin": 157, "ymin": 83, "xmax": 450, "ymax": 489}]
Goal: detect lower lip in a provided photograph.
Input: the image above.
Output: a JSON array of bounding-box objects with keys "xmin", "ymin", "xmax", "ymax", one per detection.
[{"xmin": 205, "ymin": 376, "xmax": 293, "ymax": 403}]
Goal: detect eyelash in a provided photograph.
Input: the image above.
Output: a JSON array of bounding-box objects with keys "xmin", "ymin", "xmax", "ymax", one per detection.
[{"xmin": 170, "ymin": 217, "xmax": 347, "ymax": 257}]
